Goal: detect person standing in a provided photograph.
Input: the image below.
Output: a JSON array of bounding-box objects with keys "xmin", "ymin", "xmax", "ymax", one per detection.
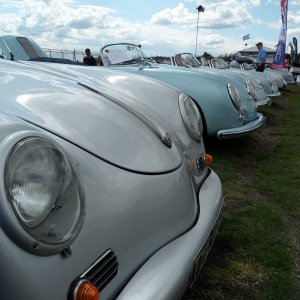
[
  {"xmin": 83, "ymin": 48, "xmax": 97, "ymax": 66},
  {"xmin": 255, "ymin": 42, "xmax": 267, "ymax": 72}
]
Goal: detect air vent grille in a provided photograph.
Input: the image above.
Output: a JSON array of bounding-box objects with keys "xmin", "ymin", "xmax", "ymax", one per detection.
[{"xmin": 81, "ymin": 249, "xmax": 119, "ymax": 292}]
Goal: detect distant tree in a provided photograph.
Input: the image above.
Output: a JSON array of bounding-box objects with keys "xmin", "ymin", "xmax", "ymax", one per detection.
[
  {"xmin": 198, "ymin": 51, "xmax": 213, "ymax": 60},
  {"xmin": 218, "ymin": 53, "xmax": 239, "ymax": 62}
]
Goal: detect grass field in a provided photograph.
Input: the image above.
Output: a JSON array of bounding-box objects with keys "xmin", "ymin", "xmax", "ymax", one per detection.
[{"xmin": 183, "ymin": 84, "xmax": 300, "ymax": 300}]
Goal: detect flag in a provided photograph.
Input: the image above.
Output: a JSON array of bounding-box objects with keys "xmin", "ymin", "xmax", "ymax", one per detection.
[
  {"xmin": 293, "ymin": 37, "xmax": 298, "ymax": 61},
  {"xmin": 271, "ymin": 0, "xmax": 288, "ymax": 70},
  {"xmin": 243, "ymin": 34, "xmax": 250, "ymax": 41}
]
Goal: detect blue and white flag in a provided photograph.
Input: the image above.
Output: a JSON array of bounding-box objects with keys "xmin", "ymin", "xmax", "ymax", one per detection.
[
  {"xmin": 271, "ymin": 0, "xmax": 288, "ymax": 69},
  {"xmin": 242, "ymin": 34, "xmax": 250, "ymax": 41}
]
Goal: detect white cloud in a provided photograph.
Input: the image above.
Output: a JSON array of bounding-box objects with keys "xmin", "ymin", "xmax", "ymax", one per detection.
[
  {"xmin": 289, "ymin": 12, "xmax": 300, "ymax": 25},
  {"xmin": 0, "ymin": 0, "xmax": 298, "ymax": 56},
  {"xmin": 150, "ymin": 3, "xmax": 194, "ymax": 26},
  {"xmin": 287, "ymin": 28, "xmax": 300, "ymax": 37},
  {"xmin": 150, "ymin": 2, "xmax": 253, "ymax": 29},
  {"xmin": 249, "ymin": 0, "xmax": 261, "ymax": 6}
]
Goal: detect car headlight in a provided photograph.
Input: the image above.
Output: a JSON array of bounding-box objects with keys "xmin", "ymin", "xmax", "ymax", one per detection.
[
  {"xmin": 245, "ymin": 79, "xmax": 257, "ymax": 101},
  {"xmin": 266, "ymin": 74, "xmax": 273, "ymax": 86},
  {"xmin": 2, "ymin": 135, "xmax": 84, "ymax": 255},
  {"xmin": 227, "ymin": 83, "xmax": 241, "ymax": 110},
  {"xmin": 179, "ymin": 94, "xmax": 203, "ymax": 142}
]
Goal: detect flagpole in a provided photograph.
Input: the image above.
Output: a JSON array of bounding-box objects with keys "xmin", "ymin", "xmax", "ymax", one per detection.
[{"xmin": 195, "ymin": 5, "xmax": 205, "ymax": 57}]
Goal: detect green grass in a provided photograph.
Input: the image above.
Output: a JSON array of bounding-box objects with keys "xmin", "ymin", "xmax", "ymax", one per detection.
[{"xmin": 184, "ymin": 85, "xmax": 300, "ymax": 300}]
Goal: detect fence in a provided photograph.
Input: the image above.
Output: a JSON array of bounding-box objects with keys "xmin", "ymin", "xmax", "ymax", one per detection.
[{"xmin": 43, "ymin": 48, "xmax": 100, "ymax": 64}]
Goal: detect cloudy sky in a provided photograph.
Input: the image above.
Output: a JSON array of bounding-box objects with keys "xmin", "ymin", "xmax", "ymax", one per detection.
[{"xmin": 0, "ymin": 0, "xmax": 299, "ymax": 56}]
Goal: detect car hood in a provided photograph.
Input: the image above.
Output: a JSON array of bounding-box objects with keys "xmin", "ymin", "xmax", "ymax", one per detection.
[{"xmin": 0, "ymin": 61, "xmax": 182, "ymax": 174}]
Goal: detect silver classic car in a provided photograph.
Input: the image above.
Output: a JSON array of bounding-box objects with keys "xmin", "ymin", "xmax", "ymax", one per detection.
[{"xmin": 0, "ymin": 58, "xmax": 223, "ymax": 300}]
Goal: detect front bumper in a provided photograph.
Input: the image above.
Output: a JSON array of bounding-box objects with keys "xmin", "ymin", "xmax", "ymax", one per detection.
[
  {"xmin": 267, "ymin": 91, "xmax": 281, "ymax": 97},
  {"xmin": 266, "ymin": 82, "xmax": 281, "ymax": 97},
  {"xmin": 217, "ymin": 112, "xmax": 265, "ymax": 139},
  {"xmin": 255, "ymin": 97, "xmax": 272, "ymax": 108},
  {"xmin": 286, "ymin": 80, "xmax": 296, "ymax": 85},
  {"xmin": 116, "ymin": 170, "xmax": 223, "ymax": 300}
]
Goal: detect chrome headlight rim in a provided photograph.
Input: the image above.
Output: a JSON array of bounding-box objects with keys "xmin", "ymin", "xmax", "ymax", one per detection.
[
  {"xmin": 227, "ymin": 83, "xmax": 241, "ymax": 110},
  {"xmin": 179, "ymin": 94, "xmax": 203, "ymax": 142},
  {"xmin": 0, "ymin": 131, "xmax": 85, "ymax": 256},
  {"xmin": 245, "ymin": 79, "xmax": 257, "ymax": 101}
]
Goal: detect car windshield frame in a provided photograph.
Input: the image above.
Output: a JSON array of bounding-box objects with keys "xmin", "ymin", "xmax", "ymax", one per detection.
[
  {"xmin": 242, "ymin": 62, "xmax": 254, "ymax": 70},
  {"xmin": 100, "ymin": 43, "xmax": 154, "ymax": 66},
  {"xmin": 210, "ymin": 58, "xmax": 229, "ymax": 69},
  {"xmin": 0, "ymin": 36, "xmax": 48, "ymax": 61},
  {"xmin": 175, "ymin": 53, "xmax": 202, "ymax": 68}
]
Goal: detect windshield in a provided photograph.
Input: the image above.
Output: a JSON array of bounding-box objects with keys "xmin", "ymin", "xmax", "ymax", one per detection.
[
  {"xmin": 210, "ymin": 58, "xmax": 229, "ymax": 69},
  {"xmin": 0, "ymin": 36, "xmax": 48, "ymax": 61},
  {"xmin": 174, "ymin": 53, "xmax": 201, "ymax": 67},
  {"xmin": 242, "ymin": 63, "xmax": 254, "ymax": 70},
  {"xmin": 101, "ymin": 43, "xmax": 152, "ymax": 65}
]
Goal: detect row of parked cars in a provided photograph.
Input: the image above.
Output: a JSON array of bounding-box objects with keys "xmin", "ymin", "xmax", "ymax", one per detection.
[{"xmin": 0, "ymin": 35, "xmax": 295, "ymax": 300}]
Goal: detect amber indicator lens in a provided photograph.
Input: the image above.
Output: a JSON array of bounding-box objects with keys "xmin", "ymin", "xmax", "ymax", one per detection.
[
  {"xmin": 76, "ymin": 281, "xmax": 99, "ymax": 300},
  {"xmin": 204, "ymin": 154, "xmax": 213, "ymax": 165}
]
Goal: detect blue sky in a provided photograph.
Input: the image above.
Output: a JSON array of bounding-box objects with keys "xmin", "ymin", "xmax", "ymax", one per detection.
[{"xmin": 0, "ymin": 0, "xmax": 299, "ymax": 56}]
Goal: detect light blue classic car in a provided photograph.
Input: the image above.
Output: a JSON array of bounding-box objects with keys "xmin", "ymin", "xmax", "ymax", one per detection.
[
  {"xmin": 0, "ymin": 35, "xmax": 265, "ymax": 139},
  {"xmin": 0, "ymin": 55, "xmax": 224, "ymax": 300},
  {"xmin": 208, "ymin": 57, "xmax": 282, "ymax": 97},
  {"xmin": 170, "ymin": 52, "xmax": 271, "ymax": 108},
  {"xmin": 98, "ymin": 43, "xmax": 265, "ymax": 139},
  {"xmin": 229, "ymin": 59, "xmax": 287, "ymax": 89},
  {"xmin": 229, "ymin": 56, "xmax": 295, "ymax": 85}
]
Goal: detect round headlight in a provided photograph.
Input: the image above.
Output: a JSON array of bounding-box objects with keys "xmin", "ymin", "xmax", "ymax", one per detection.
[
  {"xmin": 179, "ymin": 94, "xmax": 203, "ymax": 142},
  {"xmin": 245, "ymin": 79, "xmax": 257, "ymax": 101},
  {"xmin": 227, "ymin": 83, "xmax": 241, "ymax": 110},
  {"xmin": 4, "ymin": 137, "xmax": 84, "ymax": 255}
]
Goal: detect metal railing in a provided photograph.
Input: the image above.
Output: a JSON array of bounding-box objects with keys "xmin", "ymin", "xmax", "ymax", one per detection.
[{"xmin": 43, "ymin": 48, "xmax": 100, "ymax": 64}]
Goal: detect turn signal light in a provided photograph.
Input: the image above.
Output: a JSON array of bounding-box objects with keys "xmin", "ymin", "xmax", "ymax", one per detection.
[
  {"xmin": 75, "ymin": 280, "xmax": 99, "ymax": 300},
  {"xmin": 204, "ymin": 154, "xmax": 213, "ymax": 165}
]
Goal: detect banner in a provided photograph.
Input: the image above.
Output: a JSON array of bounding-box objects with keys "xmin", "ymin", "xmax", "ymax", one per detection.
[
  {"xmin": 243, "ymin": 34, "xmax": 250, "ymax": 41},
  {"xmin": 293, "ymin": 37, "xmax": 298, "ymax": 61},
  {"xmin": 271, "ymin": 0, "xmax": 288, "ymax": 70}
]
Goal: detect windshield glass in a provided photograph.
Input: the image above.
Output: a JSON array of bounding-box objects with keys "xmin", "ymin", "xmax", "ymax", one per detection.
[
  {"xmin": 175, "ymin": 53, "xmax": 201, "ymax": 67},
  {"xmin": 101, "ymin": 44, "xmax": 147, "ymax": 65},
  {"xmin": 0, "ymin": 36, "xmax": 48, "ymax": 61},
  {"xmin": 242, "ymin": 63, "xmax": 254, "ymax": 70},
  {"xmin": 211, "ymin": 58, "xmax": 229, "ymax": 69}
]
